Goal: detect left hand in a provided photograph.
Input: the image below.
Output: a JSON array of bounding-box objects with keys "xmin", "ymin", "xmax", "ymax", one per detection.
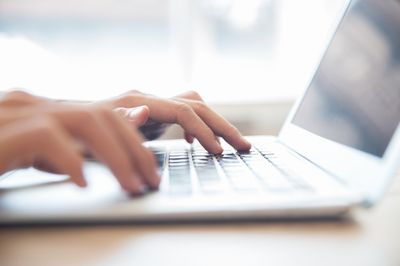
[{"xmin": 0, "ymin": 91, "xmax": 160, "ymax": 193}]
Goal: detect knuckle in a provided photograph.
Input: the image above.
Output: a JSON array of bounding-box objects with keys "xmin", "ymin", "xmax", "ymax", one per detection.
[
  {"xmin": 127, "ymin": 89, "xmax": 142, "ymax": 95},
  {"xmin": 176, "ymin": 102, "xmax": 193, "ymax": 114},
  {"xmin": 193, "ymin": 101, "xmax": 208, "ymax": 112},
  {"xmin": 6, "ymin": 89, "xmax": 30, "ymax": 98},
  {"xmin": 186, "ymin": 90, "xmax": 201, "ymax": 99},
  {"xmin": 2, "ymin": 90, "xmax": 35, "ymax": 104},
  {"xmin": 175, "ymin": 103, "xmax": 194, "ymax": 123}
]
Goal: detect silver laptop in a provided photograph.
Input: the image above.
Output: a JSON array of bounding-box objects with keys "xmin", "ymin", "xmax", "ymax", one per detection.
[{"xmin": 1, "ymin": 0, "xmax": 400, "ymax": 224}]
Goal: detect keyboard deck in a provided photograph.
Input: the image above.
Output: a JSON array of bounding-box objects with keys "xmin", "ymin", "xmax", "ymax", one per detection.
[{"xmin": 151, "ymin": 144, "xmax": 312, "ymax": 196}]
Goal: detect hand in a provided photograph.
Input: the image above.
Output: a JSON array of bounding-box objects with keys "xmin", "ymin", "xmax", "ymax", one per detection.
[
  {"xmin": 0, "ymin": 92, "xmax": 160, "ymax": 194},
  {"xmin": 0, "ymin": 90, "xmax": 50, "ymax": 107},
  {"xmin": 103, "ymin": 90, "xmax": 251, "ymax": 154}
]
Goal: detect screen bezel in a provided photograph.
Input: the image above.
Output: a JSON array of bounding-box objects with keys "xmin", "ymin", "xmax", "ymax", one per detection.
[{"xmin": 278, "ymin": 0, "xmax": 400, "ymax": 205}]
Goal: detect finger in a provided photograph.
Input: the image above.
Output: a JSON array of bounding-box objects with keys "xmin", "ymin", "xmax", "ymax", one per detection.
[
  {"xmin": 114, "ymin": 106, "xmax": 150, "ymax": 127},
  {"xmin": 174, "ymin": 90, "xmax": 204, "ymax": 101},
  {"xmin": 38, "ymin": 119, "xmax": 86, "ymax": 187},
  {"xmin": 103, "ymin": 111, "xmax": 160, "ymax": 189},
  {"xmin": 177, "ymin": 99, "xmax": 251, "ymax": 151},
  {"xmin": 29, "ymin": 103, "xmax": 150, "ymax": 193},
  {"xmin": 33, "ymin": 161, "xmax": 61, "ymax": 174},
  {"xmin": 184, "ymin": 132, "xmax": 195, "ymax": 144},
  {"xmin": 64, "ymin": 108, "xmax": 145, "ymax": 194},
  {"xmin": 183, "ymin": 132, "xmax": 220, "ymax": 145},
  {"xmin": 0, "ymin": 117, "xmax": 86, "ymax": 187},
  {"xmin": 175, "ymin": 91, "xmax": 211, "ymax": 146},
  {"xmin": 176, "ymin": 91, "xmax": 250, "ymax": 150},
  {"xmin": 174, "ymin": 103, "xmax": 223, "ymax": 154},
  {"xmin": 114, "ymin": 94, "xmax": 223, "ymax": 154}
]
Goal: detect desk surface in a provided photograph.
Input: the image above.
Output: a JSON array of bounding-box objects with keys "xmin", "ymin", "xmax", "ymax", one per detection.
[{"xmin": 1, "ymin": 178, "xmax": 399, "ymax": 266}]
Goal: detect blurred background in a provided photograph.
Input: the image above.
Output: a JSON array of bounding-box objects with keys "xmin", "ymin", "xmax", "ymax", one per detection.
[{"xmin": 0, "ymin": 0, "xmax": 346, "ymax": 137}]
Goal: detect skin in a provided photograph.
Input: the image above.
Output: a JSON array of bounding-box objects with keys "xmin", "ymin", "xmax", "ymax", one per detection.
[
  {"xmin": 0, "ymin": 90, "xmax": 251, "ymax": 194},
  {"xmin": 104, "ymin": 90, "xmax": 251, "ymax": 153}
]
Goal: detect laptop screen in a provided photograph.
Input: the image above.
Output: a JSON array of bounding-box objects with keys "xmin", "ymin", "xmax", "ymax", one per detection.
[{"xmin": 292, "ymin": 0, "xmax": 400, "ymax": 157}]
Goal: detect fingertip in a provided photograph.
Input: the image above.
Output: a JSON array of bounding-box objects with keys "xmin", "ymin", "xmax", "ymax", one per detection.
[
  {"xmin": 239, "ymin": 138, "xmax": 252, "ymax": 151},
  {"xmin": 185, "ymin": 134, "xmax": 194, "ymax": 144},
  {"xmin": 229, "ymin": 137, "xmax": 251, "ymax": 152},
  {"xmin": 71, "ymin": 175, "xmax": 87, "ymax": 188},
  {"xmin": 124, "ymin": 175, "xmax": 147, "ymax": 195},
  {"xmin": 150, "ymin": 166, "xmax": 162, "ymax": 189},
  {"xmin": 149, "ymin": 173, "xmax": 161, "ymax": 189},
  {"xmin": 72, "ymin": 167, "xmax": 87, "ymax": 188},
  {"xmin": 212, "ymin": 143, "xmax": 224, "ymax": 155},
  {"xmin": 138, "ymin": 149, "xmax": 161, "ymax": 189},
  {"xmin": 77, "ymin": 179, "xmax": 88, "ymax": 188}
]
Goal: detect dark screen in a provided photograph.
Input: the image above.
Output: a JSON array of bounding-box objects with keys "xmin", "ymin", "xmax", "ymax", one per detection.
[{"xmin": 293, "ymin": 0, "xmax": 400, "ymax": 157}]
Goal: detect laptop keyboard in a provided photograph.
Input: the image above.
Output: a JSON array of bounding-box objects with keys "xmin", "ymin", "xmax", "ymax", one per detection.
[{"xmin": 151, "ymin": 144, "xmax": 311, "ymax": 196}]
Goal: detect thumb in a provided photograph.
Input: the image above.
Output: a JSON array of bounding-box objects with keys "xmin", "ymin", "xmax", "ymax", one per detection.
[{"xmin": 114, "ymin": 105, "xmax": 150, "ymax": 127}]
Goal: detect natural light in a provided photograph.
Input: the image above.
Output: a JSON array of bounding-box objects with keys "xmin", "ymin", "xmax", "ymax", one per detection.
[{"xmin": 0, "ymin": 0, "xmax": 345, "ymax": 103}]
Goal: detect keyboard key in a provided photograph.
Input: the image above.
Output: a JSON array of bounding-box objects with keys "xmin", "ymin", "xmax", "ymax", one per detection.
[
  {"xmin": 169, "ymin": 184, "xmax": 192, "ymax": 195},
  {"xmin": 228, "ymin": 175, "xmax": 260, "ymax": 191},
  {"xmin": 251, "ymin": 164, "xmax": 293, "ymax": 190},
  {"xmin": 169, "ymin": 175, "xmax": 191, "ymax": 184},
  {"xmin": 161, "ymin": 143, "xmax": 311, "ymax": 195},
  {"xmin": 196, "ymin": 169, "xmax": 220, "ymax": 181},
  {"xmin": 200, "ymin": 180, "xmax": 224, "ymax": 193},
  {"xmin": 150, "ymin": 150, "xmax": 166, "ymax": 175}
]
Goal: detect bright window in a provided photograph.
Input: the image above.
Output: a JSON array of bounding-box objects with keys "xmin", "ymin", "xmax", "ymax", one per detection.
[{"xmin": 0, "ymin": 0, "xmax": 345, "ymax": 103}]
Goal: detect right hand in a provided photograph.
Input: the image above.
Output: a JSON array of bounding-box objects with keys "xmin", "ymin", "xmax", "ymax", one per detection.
[{"xmin": 103, "ymin": 90, "xmax": 252, "ymax": 153}]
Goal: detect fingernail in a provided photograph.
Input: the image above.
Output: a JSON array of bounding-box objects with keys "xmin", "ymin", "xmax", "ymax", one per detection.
[
  {"xmin": 72, "ymin": 174, "xmax": 87, "ymax": 188},
  {"xmin": 138, "ymin": 184, "xmax": 148, "ymax": 194},
  {"xmin": 127, "ymin": 107, "xmax": 142, "ymax": 119},
  {"xmin": 214, "ymin": 143, "xmax": 224, "ymax": 154},
  {"xmin": 129, "ymin": 184, "xmax": 147, "ymax": 195},
  {"xmin": 150, "ymin": 172, "xmax": 161, "ymax": 188},
  {"xmin": 136, "ymin": 175, "xmax": 149, "ymax": 193},
  {"xmin": 78, "ymin": 179, "xmax": 87, "ymax": 188},
  {"xmin": 244, "ymin": 139, "xmax": 252, "ymax": 147},
  {"xmin": 125, "ymin": 174, "xmax": 145, "ymax": 194}
]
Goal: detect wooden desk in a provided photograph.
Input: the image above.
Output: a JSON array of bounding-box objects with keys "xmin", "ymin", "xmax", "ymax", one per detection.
[{"xmin": 1, "ymin": 178, "xmax": 399, "ymax": 266}]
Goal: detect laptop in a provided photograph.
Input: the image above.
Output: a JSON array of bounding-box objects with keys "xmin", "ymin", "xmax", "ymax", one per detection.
[{"xmin": 0, "ymin": 0, "xmax": 399, "ymax": 224}]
